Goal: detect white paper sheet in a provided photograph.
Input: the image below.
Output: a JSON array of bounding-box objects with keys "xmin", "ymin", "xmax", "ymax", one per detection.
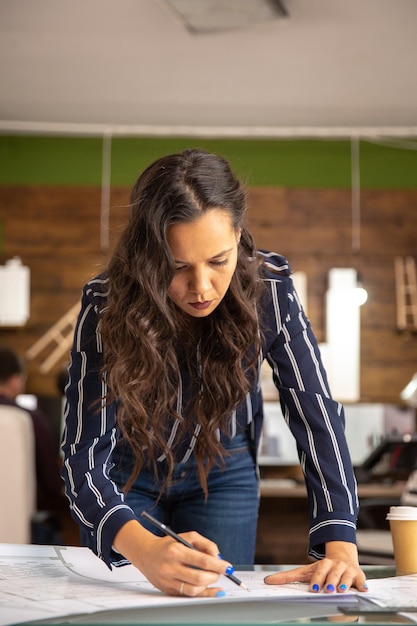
[{"xmin": 0, "ymin": 544, "xmax": 416, "ymax": 625}]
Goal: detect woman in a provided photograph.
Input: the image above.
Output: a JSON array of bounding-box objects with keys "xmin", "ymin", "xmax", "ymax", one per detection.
[{"xmin": 61, "ymin": 149, "xmax": 367, "ymax": 598}]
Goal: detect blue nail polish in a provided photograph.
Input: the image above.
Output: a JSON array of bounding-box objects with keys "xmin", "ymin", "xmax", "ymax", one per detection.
[
  {"xmin": 225, "ymin": 565, "xmax": 235, "ymax": 576},
  {"xmin": 216, "ymin": 590, "xmax": 227, "ymax": 598},
  {"xmin": 217, "ymin": 553, "xmax": 224, "ymax": 559},
  {"xmin": 339, "ymin": 584, "xmax": 347, "ymax": 591},
  {"xmin": 312, "ymin": 583, "xmax": 320, "ymax": 592},
  {"xmin": 363, "ymin": 582, "xmax": 369, "ymax": 590},
  {"xmin": 326, "ymin": 584, "xmax": 335, "ymax": 593}
]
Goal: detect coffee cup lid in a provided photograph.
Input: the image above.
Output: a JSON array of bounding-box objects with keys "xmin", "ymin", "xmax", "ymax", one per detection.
[{"xmin": 386, "ymin": 506, "xmax": 417, "ymax": 520}]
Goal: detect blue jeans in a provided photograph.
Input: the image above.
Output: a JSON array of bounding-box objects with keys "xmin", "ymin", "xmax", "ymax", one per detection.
[{"xmin": 111, "ymin": 432, "xmax": 260, "ymax": 565}]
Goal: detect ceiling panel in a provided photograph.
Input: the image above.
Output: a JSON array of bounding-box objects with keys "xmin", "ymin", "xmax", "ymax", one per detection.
[{"xmin": 0, "ymin": 0, "xmax": 416, "ymax": 133}]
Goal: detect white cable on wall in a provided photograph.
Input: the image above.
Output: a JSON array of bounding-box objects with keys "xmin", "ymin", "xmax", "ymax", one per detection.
[
  {"xmin": 100, "ymin": 132, "xmax": 112, "ymax": 252},
  {"xmin": 351, "ymin": 136, "xmax": 361, "ymax": 253}
]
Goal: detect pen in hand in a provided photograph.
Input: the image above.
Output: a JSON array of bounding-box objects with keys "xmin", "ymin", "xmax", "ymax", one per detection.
[{"xmin": 141, "ymin": 510, "xmax": 249, "ymax": 591}]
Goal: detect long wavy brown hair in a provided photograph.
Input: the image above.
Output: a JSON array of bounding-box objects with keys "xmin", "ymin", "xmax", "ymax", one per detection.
[{"xmin": 100, "ymin": 149, "xmax": 264, "ymax": 496}]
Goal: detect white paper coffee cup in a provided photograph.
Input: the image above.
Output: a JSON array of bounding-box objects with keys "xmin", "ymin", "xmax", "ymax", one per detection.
[{"xmin": 386, "ymin": 506, "xmax": 417, "ymax": 575}]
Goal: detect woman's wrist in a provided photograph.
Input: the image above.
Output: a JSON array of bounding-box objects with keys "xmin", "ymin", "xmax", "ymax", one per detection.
[
  {"xmin": 113, "ymin": 519, "xmax": 155, "ymax": 570},
  {"xmin": 325, "ymin": 540, "xmax": 359, "ymax": 563}
]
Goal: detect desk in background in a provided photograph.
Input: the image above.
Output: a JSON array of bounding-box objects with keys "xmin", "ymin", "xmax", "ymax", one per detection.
[
  {"xmin": 256, "ymin": 464, "xmax": 403, "ymax": 565},
  {"xmin": 259, "ymin": 479, "xmax": 405, "ymax": 499}
]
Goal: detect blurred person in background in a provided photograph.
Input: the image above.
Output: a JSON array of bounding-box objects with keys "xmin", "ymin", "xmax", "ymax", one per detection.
[{"xmin": 0, "ymin": 345, "xmax": 64, "ymax": 541}]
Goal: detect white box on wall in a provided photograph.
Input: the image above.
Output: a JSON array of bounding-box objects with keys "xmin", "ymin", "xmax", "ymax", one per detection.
[{"xmin": 0, "ymin": 257, "xmax": 30, "ymax": 326}]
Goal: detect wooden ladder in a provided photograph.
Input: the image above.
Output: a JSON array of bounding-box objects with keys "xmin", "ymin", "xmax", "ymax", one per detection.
[
  {"xmin": 25, "ymin": 302, "xmax": 80, "ymax": 373},
  {"xmin": 395, "ymin": 256, "xmax": 417, "ymax": 331}
]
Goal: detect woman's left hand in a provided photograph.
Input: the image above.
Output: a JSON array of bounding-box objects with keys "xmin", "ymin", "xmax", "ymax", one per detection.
[{"xmin": 264, "ymin": 541, "xmax": 368, "ymax": 594}]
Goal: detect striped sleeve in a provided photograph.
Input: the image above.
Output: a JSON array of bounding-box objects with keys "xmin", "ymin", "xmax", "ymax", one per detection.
[
  {"xmin": 260, "ymin": 251, "xmax": 359, "ymax": 558},
  {"xmin": 61, "ymin": 277, "xmax": 136, "ymax": 568}
]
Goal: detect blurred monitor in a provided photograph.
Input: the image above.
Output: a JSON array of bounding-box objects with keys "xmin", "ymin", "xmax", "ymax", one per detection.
[{"xmin": 355, "ymin": 435, "xmax": 417, "ymax": 484}]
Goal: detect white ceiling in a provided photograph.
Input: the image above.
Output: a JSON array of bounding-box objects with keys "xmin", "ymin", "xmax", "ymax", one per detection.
[{"xmin": 0, "ymin": 0, "xmax": 417, "ymax": 136}]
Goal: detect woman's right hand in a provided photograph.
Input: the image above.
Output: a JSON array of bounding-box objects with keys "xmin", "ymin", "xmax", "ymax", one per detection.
[{"xmin": 113, "ymin": 519, "xmax": 231, "ymax": 597}]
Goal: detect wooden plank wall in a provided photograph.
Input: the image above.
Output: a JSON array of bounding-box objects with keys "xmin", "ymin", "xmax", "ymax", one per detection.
[
  {"xmin": 247, "ymin": 187, "xmax": 417, "ymax": 405},
  {"xmin": 1, "ymin": 185, "xmax": 416, "ymax": 406},
  {"xmin": 0, "ymin": 185, "xmax": 129, "ymax": 394}
]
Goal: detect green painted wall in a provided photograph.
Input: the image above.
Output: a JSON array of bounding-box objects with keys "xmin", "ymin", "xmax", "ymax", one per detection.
[{"xmin": 0, "ymin": 135, "xmax": 416, "ymax": 188}]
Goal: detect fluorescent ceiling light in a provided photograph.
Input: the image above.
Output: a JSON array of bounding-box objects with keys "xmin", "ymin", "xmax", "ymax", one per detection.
[{"xmin": 164, "ymin": 0, "xmax": 288, "ymax": 34}]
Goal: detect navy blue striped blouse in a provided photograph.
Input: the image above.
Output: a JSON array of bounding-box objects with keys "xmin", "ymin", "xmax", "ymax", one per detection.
[{"xmin": 61, "ymin": 251, "xmax": 359, "ymax": 568}]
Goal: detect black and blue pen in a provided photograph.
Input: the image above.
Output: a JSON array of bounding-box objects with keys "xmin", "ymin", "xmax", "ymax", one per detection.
[{"xmin": 141, "ymin": 510, "xmax": 249, "ymax": 591}]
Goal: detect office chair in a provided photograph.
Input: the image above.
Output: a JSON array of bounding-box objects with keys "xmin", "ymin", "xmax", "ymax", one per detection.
[{"xmin": 0, "ymin": 405, "xmax": 36, "ymax": 543}]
